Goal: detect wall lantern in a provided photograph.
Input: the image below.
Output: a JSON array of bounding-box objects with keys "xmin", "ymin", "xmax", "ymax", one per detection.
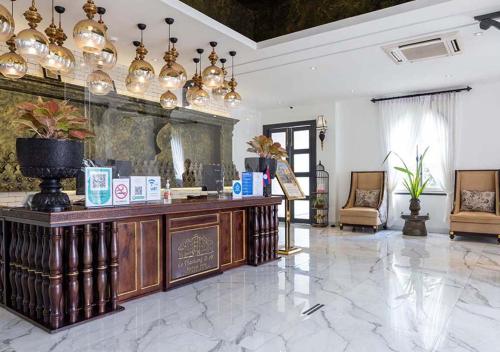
[{"xmin": 317, "ymin": 115, "xmax": 327, "ymax": 150}]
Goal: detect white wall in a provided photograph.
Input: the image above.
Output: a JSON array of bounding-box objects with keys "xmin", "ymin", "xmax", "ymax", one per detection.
[
  {"xmin": 333, "ymin": 79, "xmax": 500, "ymax": 233},
  {"xmin": 242, "ymin": 79, "xmax": 500, "ymax": 233}
]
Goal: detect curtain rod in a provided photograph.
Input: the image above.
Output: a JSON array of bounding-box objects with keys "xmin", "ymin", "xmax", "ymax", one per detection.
[{"xmin": 371, "ymin": 86, "xmax": 472, "ymax": 103}]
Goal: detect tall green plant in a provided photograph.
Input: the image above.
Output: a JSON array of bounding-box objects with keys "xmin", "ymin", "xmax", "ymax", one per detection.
[{"xmin": 383, "ymin": 147, "xmax": 430, "ymax": 200}]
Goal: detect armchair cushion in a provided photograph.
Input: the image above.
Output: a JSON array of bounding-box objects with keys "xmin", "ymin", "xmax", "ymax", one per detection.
[
  {"xmin": 354, "ymin": 189, "xmax": 380, "ymax": 208},
  {"xmin": 460, "ymin": 190, "xmax": 495, "ymax": 213},
  {"xmin": 450, "ymin": 211, "xmax": 500, "ymax": 225}
]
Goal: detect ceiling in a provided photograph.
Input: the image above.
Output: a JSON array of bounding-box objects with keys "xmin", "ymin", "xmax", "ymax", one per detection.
[{"xmin": 8, "ymin": 0, "xmax": 500, "ymax": 110}]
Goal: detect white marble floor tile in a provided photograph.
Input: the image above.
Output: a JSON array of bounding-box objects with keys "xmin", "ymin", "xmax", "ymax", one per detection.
[{"xmin": 2, "ymin": 226, "xmax": 500, "ymax": 352}]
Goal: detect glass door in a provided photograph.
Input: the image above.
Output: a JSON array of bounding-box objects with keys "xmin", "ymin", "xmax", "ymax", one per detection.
[{"xmin": 264, "ymin": 121, "xmax": 316, "ymax": 223}]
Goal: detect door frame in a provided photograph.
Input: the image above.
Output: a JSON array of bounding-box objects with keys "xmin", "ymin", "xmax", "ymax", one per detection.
[{"xmin": 263, "ymin": 120, "xmax": 317, "ymax": 224}]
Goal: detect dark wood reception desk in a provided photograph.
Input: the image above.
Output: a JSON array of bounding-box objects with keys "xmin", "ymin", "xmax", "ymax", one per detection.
[{"xmin": 0, "ymin": 196, "xmax": 282, "ymax": 333}]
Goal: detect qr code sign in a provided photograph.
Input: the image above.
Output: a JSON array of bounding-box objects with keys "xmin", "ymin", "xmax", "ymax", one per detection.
[
  {"xmin": 91, "ymin": 172, "xmax": 108, "ymax": 190},
  {"xmin": 134, "ymin": 186, "xmax": 143, "ymax": 195}
]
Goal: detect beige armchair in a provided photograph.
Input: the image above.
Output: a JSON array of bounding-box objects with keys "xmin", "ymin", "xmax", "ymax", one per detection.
[
  {"xmin": 339, "ymin": 171, "xmax": 387, "ymax": 232},
  {"xmin": 450, "ymin": 170, "xmax": 500, "ymax": 243}
]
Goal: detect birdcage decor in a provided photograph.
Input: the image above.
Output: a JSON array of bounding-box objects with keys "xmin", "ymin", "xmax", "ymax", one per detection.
[{"xmin": 312, "ymin": 161, "xmax": 329, "ymax": 227}]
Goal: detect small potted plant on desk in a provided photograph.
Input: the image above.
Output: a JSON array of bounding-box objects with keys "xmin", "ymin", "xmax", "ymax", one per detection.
[
  {"xmin": 245, "ymin": 135, "xmax": 287, "ymax": 197},
  {"xmin": 14, "ymin": 97, "xmax": 94, "ymax": 212},
  {"xmin": 383, "ymin": 147, "xmax": 430, "ymax": 236}
]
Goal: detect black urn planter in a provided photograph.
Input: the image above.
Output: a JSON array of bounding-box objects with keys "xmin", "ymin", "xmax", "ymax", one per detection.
[
  {"xmin": 16, "ymin": 138, "xmax": 84, "ymax": 212},
  {"xmin": 244, "ymin": 157, "xmax": 277, "ymax": 197}
]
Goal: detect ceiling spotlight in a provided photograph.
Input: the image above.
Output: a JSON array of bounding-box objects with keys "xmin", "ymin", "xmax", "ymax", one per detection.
[{"xmin": 310, "ymin": 66, "xmax": 317, "ymax": 70}]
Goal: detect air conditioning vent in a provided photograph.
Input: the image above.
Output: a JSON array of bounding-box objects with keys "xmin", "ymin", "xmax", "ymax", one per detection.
[{"xmin": 383, "ymin": 32, "xmax": 462, "ymax": 64}]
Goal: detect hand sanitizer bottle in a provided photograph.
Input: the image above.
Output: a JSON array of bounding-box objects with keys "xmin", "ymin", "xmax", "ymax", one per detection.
[{"xmin": 164, "ymin": 180, "xmax": 172, "ymax": 204}]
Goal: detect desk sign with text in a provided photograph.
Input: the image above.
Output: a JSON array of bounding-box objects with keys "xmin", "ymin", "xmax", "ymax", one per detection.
[
  {"xmin": 85, "ymin": 167, "xmax": 113, "ymax": 207},
  {"xmin": 112, "ymin": 178, "xmax": 130, "ymax": 206},
  {"xmin": 146, "ymin": 176, "xmax": 161, "ymax": 201},
  {"xmin": 242, "ymin": 172, "xmax": 263, "ymax": 197},
  {"xmin": 130, "ymin": 176, "xmax": 147, "ymax": 203}
]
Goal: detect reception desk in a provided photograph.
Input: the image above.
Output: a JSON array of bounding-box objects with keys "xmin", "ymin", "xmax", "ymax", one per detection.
[{"xmin": 0, "ymin": 196, "xmax": 281, "ymax": 332}]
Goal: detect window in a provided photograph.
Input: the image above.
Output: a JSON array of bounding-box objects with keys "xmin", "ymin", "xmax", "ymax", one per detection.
[{"xmin": 391, "ymin": 109, "xmax": 447, "ymax": 193}]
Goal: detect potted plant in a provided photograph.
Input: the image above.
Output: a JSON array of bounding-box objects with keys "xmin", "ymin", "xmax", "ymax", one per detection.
[
  {"xmin": 383, "ymin": 147, "xmax": 431, "ymax": 236},
  {"xmin": 14, "ymin": 97, "xmax": 94, "ymax": 212},
  {"xmin": 245, "ymin": 135, "xmax": 287, "ymax": 197}
]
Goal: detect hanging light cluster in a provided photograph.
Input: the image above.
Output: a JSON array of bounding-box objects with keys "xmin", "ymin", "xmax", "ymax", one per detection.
[
  {"xmin": 0, "ymin": 0, "xmax": 80, "ymax": 79},
  {"xmin": 0, "ymin": 3, "xmax": 243, "ymax": 108}
]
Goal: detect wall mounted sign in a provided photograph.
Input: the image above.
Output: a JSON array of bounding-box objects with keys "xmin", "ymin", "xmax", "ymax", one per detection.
[
  {"xmin": 146, "ymin": 176, "xmax": 161, "ymax": 201},
  {"xmin": 130, "ymin": 176, "xmax": 147, "ymax": 203},
  {"xmin": 85, "ymin": 167, "xmax": 113, "ymax": 207},
  {"xmin": 275, "ymin": 160, "xmax": 306, "ymax": 200},
  {"xmin": 170, "ymin": 225, "xmax": 219, "ymax": 284},
  {"xmin": 112, "ymin": 178, "xmax": 130, "ymax": 206}
]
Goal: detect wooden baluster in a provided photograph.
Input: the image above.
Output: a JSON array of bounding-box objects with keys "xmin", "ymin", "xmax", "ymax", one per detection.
[
  {"xmin": 109, "ymin": 222, "xmax": 119, "ymax": 311},
  {"xmin": 49, "ymin": 227, "xmax": 63, "ymax": 330},
  {"xmin": 34, "ymin": 226, "xmax": 44, "ymax": 321},
  {"xmin": 96, "ymin": 223, "xmax": 107, "ymax": 314},
  {"xmin": 21, "ymin": 224, "xmax": 30, "ymax": 314},
  {"xmin": 15, "ymin": 223, "xmax": 24, "ymax": 310},
  {"xmin": 67, "ymin": 226, "xmax": 79, "ymax": 323},
  {"xmin": 82, "ymin": 224, "xmax": 93, "ymax": 319},
  {"xmin": 252, "ymin": 207, "xmax": 260, "ymax": 266},
  {"xmin": 27, "ymin": 225, "xmax": 36, "ymax": 318},
  {"xmin": 259, "ymin": 206, "xmax": 266, "ymax": 264},
  {"xmin": 262, "ymin": 206, "xmax": 269, "ymax": 262},
  {"xmin": 267, "ymin": 206, "xmax": 273, "ymax": 260},
  {"xmin": 9, "ymin": 222, "xmax": 16, "ymax": 308},
  {"xmin": 265, "ymin": 206, "xmax": 270, "ymax": 260},
  {"xmin": 41, "ymin": 227, "xmax": 50, "ymax": 325},
  {"xmin": 272, "ymin": 205, "xmax": 278, "ymax": 259}
]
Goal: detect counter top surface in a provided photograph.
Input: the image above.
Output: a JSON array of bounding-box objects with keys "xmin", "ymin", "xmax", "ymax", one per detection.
[{"xmin": 0, "ymin": 196, "xmax": 282, "ymax": 226}]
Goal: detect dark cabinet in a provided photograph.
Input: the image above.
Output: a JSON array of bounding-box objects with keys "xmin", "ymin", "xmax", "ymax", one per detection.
[
  {"xmin": 220, "ymin": 210, "xmax": 246, "ymax": 269},
  {"xmin": 117, "ymin": 216, "xmax": 162, "ymax": 301}
]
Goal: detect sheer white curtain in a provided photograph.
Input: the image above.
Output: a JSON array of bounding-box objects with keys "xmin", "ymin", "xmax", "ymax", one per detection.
[
  {"xmin": 377, "ymin": 93, "xmax": 458, "ymax": 227},
  {"xmin": 429, "ymin": 93, "xmax": 458, "ymax": 220},
  {"xmin": 378, "ymin": 97, "xmax": 427, "ymax": 226}
]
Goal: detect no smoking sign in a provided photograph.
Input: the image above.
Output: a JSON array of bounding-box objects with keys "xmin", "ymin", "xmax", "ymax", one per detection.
[{"xmin": 113, "ymin": 179, "xmax": 130, "ymax": 205}]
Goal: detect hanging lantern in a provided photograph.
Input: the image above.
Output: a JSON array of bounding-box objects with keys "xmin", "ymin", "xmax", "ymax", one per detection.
[
  {"xmin": 159, "ymin": 18, "xmax": 186, "ymax": 90},
  {"xmin": 224, "ymin": 51, "xmax": 242, "ymax": 109},
  {"xmin": 0, "ymin": 35, "xmax": 27, "ymax": 79},
  {"xmin": 160, "ymin": 90, "xmax": 177, "ymax": 110},
  {"xmin": 202, "ymin": 41, "xmax": 224, "ymax": 88},
  {"xmin": 41, "ymin": 3, "xmax": 75, "ymax": 75},
  {"xmin": 212, "ymin": 58, "xmax": 230, "ymax": 98},
  {"xmin": 83, "ymin": 7, "xmax": 117, "ymax": 70},
  {"xmin": 15, "ymin": 0, "xmax": 49, "ymax": 63},
  {"xmin": 0, "ymin": 1, "xmax": 15, "ymax": 42},
  {"xmin": 73, "ymin": 0, "xmax": 106, "ymax": 54},
  {"xmin": 87, "ymin": 68, "xmax": 113, "ymax": 95},
  {"xmin": 126, "ymin": 24, "xmax": 154, "ymax": 94}
]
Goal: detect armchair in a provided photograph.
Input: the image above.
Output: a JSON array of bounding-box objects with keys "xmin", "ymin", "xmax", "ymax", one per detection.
[
  {"xmin": 339, "ymin": 171, "xmax": 387, "ymax": 232},
  {"xmin": 450, "ymin": 170, "xmax": 500, "ymax": 243}
]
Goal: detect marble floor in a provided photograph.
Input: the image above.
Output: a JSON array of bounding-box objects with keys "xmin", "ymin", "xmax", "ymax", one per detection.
[{"xmin": 1, "ymin": 226, "xmax": 500, "ymax": 352}]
